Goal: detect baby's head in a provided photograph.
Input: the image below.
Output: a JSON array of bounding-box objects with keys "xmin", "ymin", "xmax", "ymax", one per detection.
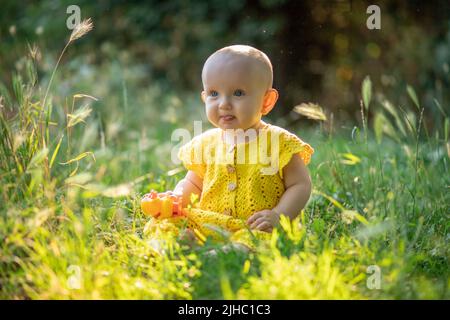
[{"xmin": 201, "ymin": 45, "xmax": 278, "ymax": 131}]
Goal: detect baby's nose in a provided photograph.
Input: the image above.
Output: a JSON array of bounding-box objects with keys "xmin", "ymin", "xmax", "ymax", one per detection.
[{"xmin": 218, "ymin": 96, "xmax": 232, "ymax": 109}]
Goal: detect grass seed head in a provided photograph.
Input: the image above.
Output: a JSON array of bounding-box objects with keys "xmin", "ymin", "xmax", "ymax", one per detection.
[{"xmin": 69, "ymin": 18, "xmax": 93, "ymax": 43}]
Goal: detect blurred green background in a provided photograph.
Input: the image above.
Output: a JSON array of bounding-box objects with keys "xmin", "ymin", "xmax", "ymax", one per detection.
[{"xmin": 1, "ymin": 0, "xmax": 449, "ymax": 128}]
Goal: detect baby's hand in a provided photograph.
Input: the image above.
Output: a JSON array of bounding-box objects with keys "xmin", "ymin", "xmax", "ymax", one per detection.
[{"xmin": 247, "ymin": 209, "xmax": 280, "ymax": 233}]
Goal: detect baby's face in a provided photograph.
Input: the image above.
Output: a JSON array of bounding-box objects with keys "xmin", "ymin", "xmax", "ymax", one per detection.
[{"xmin": 201, "ymin": 53, "xmax": 269, "ymax": 131}]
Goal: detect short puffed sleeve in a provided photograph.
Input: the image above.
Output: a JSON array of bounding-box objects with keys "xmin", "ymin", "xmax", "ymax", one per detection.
[
  {"xmin": 177, "ymin": 134, "xmax": 207, "ymax": 179},
  {"xmin": 178, "ymin": 129, "xmax": 220, "ymax": 179},
  {"xmin": 278, "ymin": 130, "xmax": 314, "ymax": 179}
]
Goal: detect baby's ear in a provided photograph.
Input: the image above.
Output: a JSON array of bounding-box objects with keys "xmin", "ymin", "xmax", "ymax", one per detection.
[
  {"xmin": 201, "ymin": 91, "xmax": 206, "ymax": 103},
  {"xmin": 261, "ymin": 88, "xmax": 279, "ymax": 115}
]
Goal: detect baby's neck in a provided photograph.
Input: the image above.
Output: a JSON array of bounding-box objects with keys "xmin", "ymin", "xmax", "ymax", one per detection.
[{"xmin": 221, "ymin": 121, "xmax": 269, "ymax": 145}]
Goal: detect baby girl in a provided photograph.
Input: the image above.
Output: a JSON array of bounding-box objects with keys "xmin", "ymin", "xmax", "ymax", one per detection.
[{"xmin": 167, "ymin": 45, "xmax": 314, "ymax": 247}]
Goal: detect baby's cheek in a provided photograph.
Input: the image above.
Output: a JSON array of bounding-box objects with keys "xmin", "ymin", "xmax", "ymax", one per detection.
[
  {"xmin": 206, "ymin": 103, "xmax": 217, "ymax": 113},
  {"xmin": 206, "ymin": 108, "xmax": 219, "ymax": 125},
  {"xmin": 206, "ymin": 106, "xmax": 215, "ymax": 117}
]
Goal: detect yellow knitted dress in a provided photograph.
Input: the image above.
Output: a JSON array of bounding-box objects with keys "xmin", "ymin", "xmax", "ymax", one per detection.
[{"xmin": 174, "ymin": 122, "xmax": 314, "ymax": 249}]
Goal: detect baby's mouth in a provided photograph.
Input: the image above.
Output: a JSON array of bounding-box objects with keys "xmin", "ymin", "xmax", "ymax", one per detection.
[{"xmin": 220, "ymin": 115, "xmax": 236, "ymax": 122}]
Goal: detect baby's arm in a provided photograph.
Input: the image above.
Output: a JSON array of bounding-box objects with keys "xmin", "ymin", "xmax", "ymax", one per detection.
[
  {"xmin": 248, "ymin": 154, "xmax": 312, "ymax": 231},
  {"xmin": 174, "ymin": 170, "xmax": 203, "ymax": 208},
  {"xmin": 274, "ymin": 153, "xmax": 312, "ymax": 219}
]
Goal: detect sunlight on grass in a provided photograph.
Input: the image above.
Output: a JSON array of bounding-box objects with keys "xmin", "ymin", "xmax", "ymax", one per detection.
[{"xmin": 0, "ymin": 19, "xmax": 449, "ymax": 300}]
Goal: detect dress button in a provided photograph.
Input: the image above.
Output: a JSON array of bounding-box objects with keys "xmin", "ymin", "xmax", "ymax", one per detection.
[
  {"xmin": 226, "ymin": 164, "xmax": 235, "ymax": 173},
  {"xmin": 227, "ymin": 182, "xmax": 236, "ymax": 191}
]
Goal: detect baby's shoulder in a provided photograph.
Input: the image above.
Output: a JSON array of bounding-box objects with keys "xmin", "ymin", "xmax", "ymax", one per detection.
[
  {"xmin": 188, "ymin": 128, "xmax": 220, "ymax": 146},
  {"xmin": 190, "ymin": 127, "xmax": 221, "ymax": 145},
  {"xmin": 266, "ymin": 124, "xmax": 301, "ymax": 141}
]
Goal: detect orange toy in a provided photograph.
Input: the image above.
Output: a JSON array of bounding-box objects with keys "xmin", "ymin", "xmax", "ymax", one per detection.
[{"xmin": 141, "ymin": 190, "xmax": 183, "ymax": 219}]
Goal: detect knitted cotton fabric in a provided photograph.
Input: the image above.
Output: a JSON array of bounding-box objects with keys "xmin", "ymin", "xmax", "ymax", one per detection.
[{"xmin": 175, "ymin": 123, "xmax": 314, "ymax": 248}]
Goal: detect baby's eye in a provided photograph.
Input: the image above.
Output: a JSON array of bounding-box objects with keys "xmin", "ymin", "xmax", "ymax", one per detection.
[
  {"xmin": 234, "ymin": 89, "xmax": 245, "ymax": 97},
  {"xmin": 209, "ymin": 90, "xmax": 218, "ymax": 97}
]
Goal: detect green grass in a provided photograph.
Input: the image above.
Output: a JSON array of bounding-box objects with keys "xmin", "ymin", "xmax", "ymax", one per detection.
[{"xmin": 0, "ymin": 29, "xmax": 449, "ymax": 300}]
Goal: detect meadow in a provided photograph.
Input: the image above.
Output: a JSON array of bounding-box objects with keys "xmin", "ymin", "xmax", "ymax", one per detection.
[{"xmin": 0, "ymin": 20, "xmax": 448, "ymax": 300}]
